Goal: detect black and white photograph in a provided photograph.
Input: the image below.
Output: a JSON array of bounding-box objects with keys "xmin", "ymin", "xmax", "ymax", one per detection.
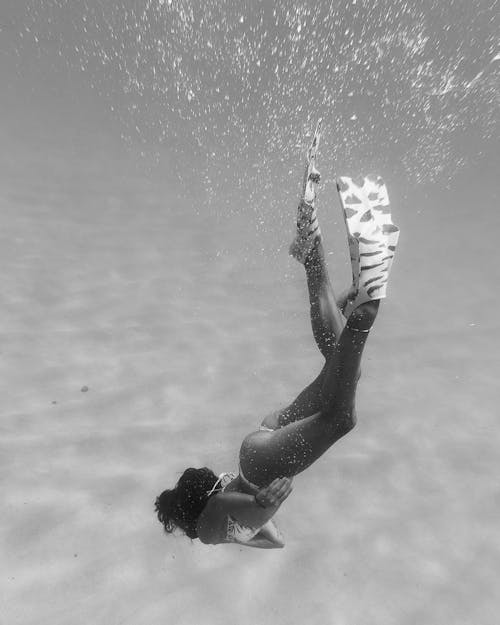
[{"xmin": 1, "ymin": 1, "xmax": 499, "ymax": 623}]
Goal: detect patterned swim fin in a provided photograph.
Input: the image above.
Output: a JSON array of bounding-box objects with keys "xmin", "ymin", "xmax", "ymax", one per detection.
[
  {"xmin": 337, "ymin": 175, "xmax": 400, "ymax": 318},
  {"xmin": 289, "ymin": 119, "xmax": 323, "ymax": 264},
  {"xmin": 362, "ymin": 175, "xmax": 400, "ymax": 279}
]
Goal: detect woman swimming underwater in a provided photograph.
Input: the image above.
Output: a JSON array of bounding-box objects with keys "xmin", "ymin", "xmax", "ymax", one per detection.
[{"xmin": 155, "ymin": 122, "xmax": 400, "ymax": 549}]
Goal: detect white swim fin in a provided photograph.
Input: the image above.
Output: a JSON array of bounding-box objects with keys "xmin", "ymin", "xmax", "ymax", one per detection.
[{"xmin": 337, "ymin": 174, "xmax": 400, "ymax": 318}]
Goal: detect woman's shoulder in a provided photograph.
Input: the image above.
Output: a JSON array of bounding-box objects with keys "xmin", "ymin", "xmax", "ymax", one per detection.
[
  {"xmin": 222, "ymin": 472, "xmax": 241, "ymax": 492},
  {"xmin": 196, "ymin": 471, "xmax": 245, "ymax": 544},
  {"xmin": 197, "ymin": 495, "xmax": 222, "ymax": 544},
  {"xmin": 196, "ymin": 479, "xmax": 235, "ymax": 544}
]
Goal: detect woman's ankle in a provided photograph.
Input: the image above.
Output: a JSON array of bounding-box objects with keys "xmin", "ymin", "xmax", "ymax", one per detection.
[
  {"xmin": 346, "ymin": 300, "xmax": 380, "ymax": 331},
  {"xmin": 303, "ymin": 237, "xmax": 325, "ymax": 268}
]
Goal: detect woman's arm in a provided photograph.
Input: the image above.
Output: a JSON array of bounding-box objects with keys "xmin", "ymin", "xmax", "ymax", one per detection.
[
  {"xmin": 214, "ymin": 477, "xmax": 292, "ymax": 528},
  {"xmin": 213, "ymin": 491, "xmax": 278, "ymax": 527},
  {"xmin": 258, "ymin": 519, "xmax": 284, "ymax": 546},
  {"xmin": 244, "ymin": 519, "xmax": 285, "ymax": 549},
  {"xmin": 240, "ymin": 535, "xmax": 284, "ymax": 549},
  {"xmin": 197, "ymin": 478, "xmax": 292, "ymax": 544}
]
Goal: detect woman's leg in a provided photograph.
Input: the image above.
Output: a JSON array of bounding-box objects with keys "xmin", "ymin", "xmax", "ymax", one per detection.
[
  {"xmin": 261, "ymin": 226, "xmax": 350, "ymax": 430},
  {"xmin": 241, "ymin": 300, "xmax": 379, "ymax": 486},
  {"xmin": 290, "ymin": 120, "xmax": 344, "ymax": 357},
  {"xmin": 305, "ymin": 237, "xmax": 346, "ymax": 357},
  {"xmin": 244, "ymin": 170, "xmax": 399, "ymax": 486}
]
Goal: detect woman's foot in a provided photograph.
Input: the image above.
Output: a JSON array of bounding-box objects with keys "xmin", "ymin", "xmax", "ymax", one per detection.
[
  {"xmin": 337, "ymin": 175, "xmax": 400, "ymax": 318},
  {"xmin": 289, "ymin": 198, "xmax": 322, "ymax": 263},
  {"xmin": 290, "ymin": 120, "xmax": 323, "ymax": 264}
]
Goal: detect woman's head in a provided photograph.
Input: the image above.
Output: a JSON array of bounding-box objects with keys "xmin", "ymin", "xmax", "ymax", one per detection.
[{"xmin": 154, "ymin": 467, "xmax": 219, "ymax": 539}]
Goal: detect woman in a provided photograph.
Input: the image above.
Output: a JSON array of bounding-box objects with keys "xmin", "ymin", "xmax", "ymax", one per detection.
[{"xmin": 155, "ymin": 124, "xmax": 400, "ymax": 549}]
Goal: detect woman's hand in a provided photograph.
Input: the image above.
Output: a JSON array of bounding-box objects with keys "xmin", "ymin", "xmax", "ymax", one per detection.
[{"xmin": 255, "ymin": 477, "xmax": 293, "ymax": 508}]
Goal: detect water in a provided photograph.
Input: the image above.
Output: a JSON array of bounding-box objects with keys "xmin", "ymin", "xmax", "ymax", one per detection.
[{"xmin": 1, "ymin": 2, "xmax": 499, "ymax": 624}]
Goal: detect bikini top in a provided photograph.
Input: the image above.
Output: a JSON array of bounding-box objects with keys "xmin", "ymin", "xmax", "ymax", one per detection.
[{"xmin": 207, "ymin": 472, "xmax": 263, "ymax": 544}]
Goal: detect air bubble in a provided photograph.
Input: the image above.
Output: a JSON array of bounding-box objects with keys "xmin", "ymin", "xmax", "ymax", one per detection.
[{"xmin": 18, "ymin": 0, "xmax": 499, "ymax": 208}]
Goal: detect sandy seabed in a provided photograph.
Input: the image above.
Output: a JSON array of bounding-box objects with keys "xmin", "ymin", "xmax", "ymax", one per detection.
[{"xmin": 1, "ymin": 108, "xmax": 500, "ymax": 625}]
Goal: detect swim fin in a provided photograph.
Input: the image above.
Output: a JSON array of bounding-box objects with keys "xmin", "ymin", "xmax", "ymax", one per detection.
[{"xmin": 337, "ymin": 174, "xmax": 400, "ymax": 318}]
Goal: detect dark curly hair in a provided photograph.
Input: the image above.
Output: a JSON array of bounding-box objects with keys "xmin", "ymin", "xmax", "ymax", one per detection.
[{"xmin": 154, "ymin": 467, "xmax": 219, "ymax": 539}]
